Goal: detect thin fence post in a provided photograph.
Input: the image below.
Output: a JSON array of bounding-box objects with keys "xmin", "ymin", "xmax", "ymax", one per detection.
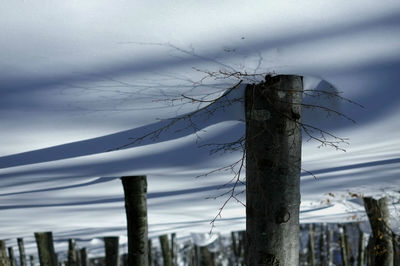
[
  {"xmin": 0, "ymin": 240, "xmax": 9, "ymax": 266},
  {"xmin": 171, "ymin": 233, "xmax": 177, "ymax": 266},
  {"xmin": 104, "ymin": 236, "xmax": 119, "ymax": 266},
  {"xmin": 8, "ymin": 247, "xmax": 16, "ymax": 266},
  {"xmin": 159, "ymin": 234, "xmax": 172, "ymax": 266},
  {"xmin": 121, "ymin": 176, "xmax": 149, "ymax": 266},
  {"xmin": 17, "ymin": 238, "xmax": 28, "ymax": 266},
  {"xmin": 148, "ymin": 239, "xmax": 153, "ymax": 266},
  {"xmin": 80, "ymin": 248, "xmax": 88, "ymax": 266},
  {"xmin": 358, "ymin": 229, "xmax": 365, "ymax": 266},
  {"xmin": 339, "ymin": 225, "xmax": 349, "ymax": 266},
  {"xmin": 68, "ymin": 239, "xmax": 77, "ymax": 266},
  {"xmin": 308, "ymin": 224, "xmax": 316, "ymax": 266},
  {"xmin": 34, "ymin": 232, "xmax": 57, "ymax": 266},
  {"xmin": 363, "ymin": 196, "xmax": 394, "ymax": 266}
]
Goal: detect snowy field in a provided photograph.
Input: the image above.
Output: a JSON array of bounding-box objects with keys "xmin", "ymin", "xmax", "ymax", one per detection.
[{"xmin": 1, "ymin": 0, "xmax": 400, "ymax": 258}]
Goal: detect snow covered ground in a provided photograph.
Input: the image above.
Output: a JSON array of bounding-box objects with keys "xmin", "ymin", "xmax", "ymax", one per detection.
[{"xmin": 1, "ymin": 0, "xmax": 400, "ymax": 258}]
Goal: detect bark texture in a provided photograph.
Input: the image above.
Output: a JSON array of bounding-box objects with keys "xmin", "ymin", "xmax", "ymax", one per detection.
[
  {"xmin": 308, "ymin": 224, "xmax": 315, "ymax": 266},
  {"xmin": 104, "ymin": 237, "xmax": 119, "ymax": 266},
  {"xmin": 17, "ymin": 238, "xmax": 27, "ymax": 266},
  {"xmin": 8, "ymin": 247, "xmax": 16, "ymax": 266},
  {"xmin": 159, "ymin": 235, "xmax": 172, "ymax": 266},
  {"xmin": 246, "ymin": 75, "xmax": 303, "ymax": 265},
  {"xmin": 80, "ymin": 248, "xmax": 88, "ymax": 266},
  {"xmin": 0, "ymin": 240, "xmax": 9, "ymax": 266},
  {"xmin": 34, "ymin": 232, "xmax": 57, "ymax": 266},
  {"xmin": 363, "ymin": 197, "xmax": 393, "ymax": 266},
  {"xmin": 68, "ymin": 239, "xmax": 77, "ymax": 266},
  {"xmin": 121, "ymin": 176, "xmax": 149, "ymax": 266}
]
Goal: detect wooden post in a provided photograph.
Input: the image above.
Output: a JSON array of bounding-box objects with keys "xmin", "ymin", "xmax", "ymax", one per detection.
[
  {"xmin": 393, "ymin": 234, "xmax": 399, "ymax": 266},
  {"xmin": 358, "ymin": 230, "xmax": 366, "ymax": 266},
  {"xmin": 104, "ymin": 236, "xmax": 119, "ymax": 266},
  {"xmin": 121, "ymin": 176, "xmax": 149, "ymax": 266},
  {"xmin": 327, "ymin": 226, "xmax": 334, "ymax": 266},
  {"xmin": 34, "ymin": 232, "xmax": 57, "ymax": 266},
  {"xmin": 199, "ymin": 246, "xmax": 213, "ymax": 266},
  {"xmin": 17, "ymin": 238, "xmax": 28, "ymax": 266},
  {"xmin": 0, "ymin": 240, "xmax": 9, "ymax": 266},
  {"xmin": 339, "ymin": 225, "xmax": 349, "ymax": 266},
  {"xmin": 171, "ymin": 233, "xmax": 177, "ymax": 266},
  {"xmin": 8, "ymin": 247, "xmax": 16, "ymax": 266},
  {"xmin": 363, "ymin": 196, "xmax": 394, "ymax": 266},
  {"xmin": 147, "ymin": 239, "xmax": 153, "ymax": 266},
  {"xmin": 344, "ymin": 225, "xmax": 353, "ymax": 264},
  {"xmin": 29, "ymin": 255, "xmax": 35, "ymax": 266},
  {"xmin": 245, "ymin": 75, "xmax": 303, "ymax": 265},
  {"xmin": 159, "ymin": 235, "xmax": 172, "ymax": 266},
  {"xmin": 320, "ymin": 224, "xmax": 328, "ymax": 266},
  {"xmin": 308, "ymin": 224, "xmax": 315, "ymax": 266},
  {"xmin": 80, "ymin": 248, "xmax": 88, "ymax": 266},
  {"xmin": 231, "ymin": 231, "xmax": 238, "ymax": 262},
  {"xmin": 68, "ymin": 239, "xmax": 77, "ymax": 266},
  {"xmin": 238, "ymin": 231, "xmax": 246, "ymax": 264}
]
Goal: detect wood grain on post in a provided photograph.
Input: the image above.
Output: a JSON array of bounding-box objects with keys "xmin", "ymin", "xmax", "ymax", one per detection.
[
  {"xmin": 0, "ymin": 240, "xmax": 9, "ymax": 266},
  {"xmin": 339, "ymin": 225, "xmax": 349, "ymax": 266},
  {"xmin": 148, "ymin": 239, "xmax": 153, "ymax": 266},
  {"xmin": 29, "ymin": 255, "xmax": 34, "ymax": 266},
  {"xmin": 68, "ymin": 239, "xmax": 77, "ymax": 266},
  {"xmin": 363, "ymin": 196, "xmax": 394, "ymax": 266},
  {"xmin": 80, "ymin": 248, "xmax": 88, "ymax": 266},
  {"xmin": 358, "ymin": 230, "xmax": 365, "ymax": 266},
  {"xmin": 121, "ymin": 176, "xmax": 149, "ymax": 266},
  {"xmin": 245, "ymin": 75, "xmax": 303, "ymax": 265},
  {"xmin": 17, "ymin": 238, "xmax": 27, "ymax": 266},
  {"xmin": 327, "ymin": 227, "xmax": 334, "ymax": 266},
  {"xmin": 34, "ymin": 232, "xmax": 57, "ymax": 266},
  {"xmin": 199, "ymin": 246, "xmax": 213, "ymax": 266},
  {"xmin": 104, "ymin": 237, "xmax": 119, "ymax": 266},
  {"xmin": 308, "ymin": 224, "xmax": 315, "ymax": 266},
  {"xmin": 171, "ymin": 233, "xmax": 177, "ymax": 266},
  {"xmin": 8, "ymin": 247, "xmax": 16, "ymax": 266},
  {"xmin": 159, "ymin": 234, "xmax": 172, "ymax": 266}
]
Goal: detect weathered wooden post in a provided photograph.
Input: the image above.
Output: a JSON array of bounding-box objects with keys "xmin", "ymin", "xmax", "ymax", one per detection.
[
  {"xmin": 159, "ymin": 234, "xmax": 172, "ymax": 266},
  {"xmin": 171, "ymin": 233, "xmax": 177, "ymax": 266},
  {"xmin": 320, "ymin": 224, "xmax": 328, "ymax": 266},
  {"xmin": 104, "ymin": 237, "xmax": 119, "ymax": 266},
  {"xmin": 308, "ymin": 224, "xmax": 316, "ymax": 266},
  {"xmin": 231, "ymin": 231, "xmax": 238, "ymax": 263},
  {"xmin": 8, "ymin": 247, "xmax": 16, "ymax": 266},
  {"xmin": 0, "ymin": 240, "xmax": 9, "ymax": 266},
  {"xmin": 17, "ymin": 238, "xmax": 28, "ymax": 266},
  {"xmin": 75, "ymin": 249, "xmax": 81, "ymax": 266},
  {"xmin": 358, "ymin": 229, "xmax": 366, "ymax": 266},
  {"xmin": 327, "ymin": 226, "xmax": 334, "ymax": 266},
  {"xmin": 363, "ymin": 196, "xmax": 394, "ymax": 266},
  {"xmin": 339, "ymin": 225, "xmax": 349, "ymax": 266},
  {"xmin": 239, "ymin": 230, "xmax": 246, "ymax": 264},
  {"xmin": 121, "ymin": 175, "xmax": 149, "ymax": 266},
  {"xmin": 34, "ymin": 232, "xmax": 57, "ymax": 266},
  {"xmin": 80, "ymin": 248, "xmax": 88, "ymax": 266},
  {"xmin": 199, "ymin": 246, "xmax": 213, "ymax": 266},
  {"xmin": 148, "ymin": 239, "xmax": 153, "ymax": 266},
  {"xmin": 29, "ymin": 255, "xmax": 35, "ymax": 266},
  {"xmin": 68, "ymin": 239, "xmax": 77, "ymax": 266},
  {"xmin": 245, "ymin": 75, "xmax": 303, "ymax": 265}
]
